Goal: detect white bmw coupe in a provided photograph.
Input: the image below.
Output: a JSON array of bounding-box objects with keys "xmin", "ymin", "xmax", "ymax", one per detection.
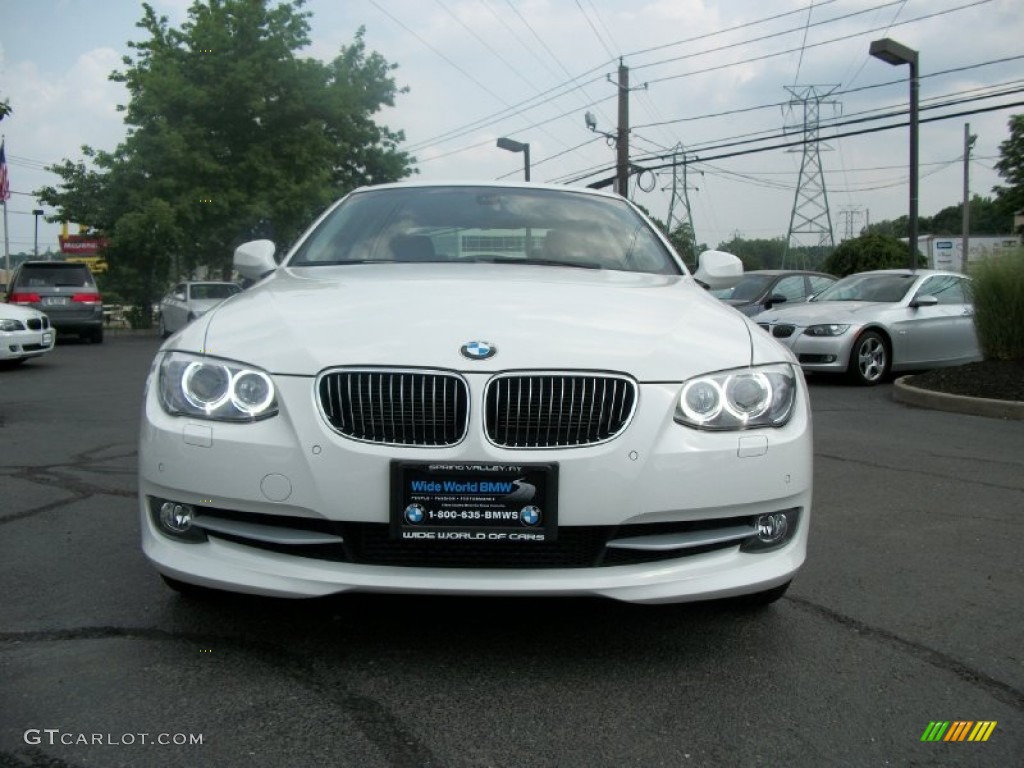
[{"xmin": 139, "ymin": 182, "xmax": 812, "ymax": 605}]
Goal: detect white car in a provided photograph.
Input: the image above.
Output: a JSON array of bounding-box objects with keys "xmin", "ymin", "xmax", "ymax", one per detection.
[
  {"xmin": 0, "ymin": 302, "xmax": 55, "ymax": 366},
  {"xmin": 756, "ymin": 269, "xmax": 982, "ymax": 385},
  {"xmin": 158, "ymin": 281, "xmax": 242, "ymax": 337},
  {"xmin": 139, "ymin": 182, "xmax": 812, "ymax": 605}
]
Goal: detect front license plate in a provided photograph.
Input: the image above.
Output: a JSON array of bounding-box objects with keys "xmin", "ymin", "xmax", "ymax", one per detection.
[
  {"xmin": 391, "ymin": 461, "xmax": 558, "ymax": 543},
  {"xmin": 42, "ymin": 332, "xmax": 53, "ymax": 345}
]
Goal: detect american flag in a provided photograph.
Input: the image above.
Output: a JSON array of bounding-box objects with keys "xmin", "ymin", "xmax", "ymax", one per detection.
[{"xmin": 0, "ymin": 140, "xmax": 10, "ymax": 203}]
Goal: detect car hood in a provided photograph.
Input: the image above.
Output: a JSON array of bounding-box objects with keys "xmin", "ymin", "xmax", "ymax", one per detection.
[
  {"xmin": 0, "ymin": 303, "xmax": 45, "ymax": 321},
  {"xmin": 190, "ymin": 298, "xmax": 230, "ymax": 315},
  {"xmin": 757, "ymin": 301, "xmax": 891, "ymax": 326},
  {"xmin": 179, "ymin": 264, "xmax": 761, "ymax": 380}
]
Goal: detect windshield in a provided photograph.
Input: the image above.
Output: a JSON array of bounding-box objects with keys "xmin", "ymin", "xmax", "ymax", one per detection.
[
  {"xmin": 813, "ymin": 273, "xmax": 915, "ymax": 303},
  {"xmin": 16, "ymin": 264, "xmax": 95, "ymax": 288},
  {"xmin": 725, "ymin": 274, "xmax": 774, "ymax": 302},
  {"xmin": 190, "ymin": 283, "xmax": 241, "ymax": 300},
  {"xmin": 288, "ymin": 186, "xmax": 681, "ymax": 275}
]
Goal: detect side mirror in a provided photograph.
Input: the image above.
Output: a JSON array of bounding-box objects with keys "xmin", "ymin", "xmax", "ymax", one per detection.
[
  {"xmin": 693, "ymin": 250, "xmax": 743, "ymax": 290},
  {"xmin": 764, "ymin": 293, "xmax": 788, "ymax": 310},
  {"xmin": 234, "ymin": 240, "xmax": 277, "ymax": 282},
  {"xmin": 910, "ymin": 294, "xmax": 939, "ymax": 308}
]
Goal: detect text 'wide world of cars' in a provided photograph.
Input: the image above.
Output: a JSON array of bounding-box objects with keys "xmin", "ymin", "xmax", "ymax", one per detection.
[{"xmin": 139, "ymin": 182, "xmax": 812, "ymax": 605}]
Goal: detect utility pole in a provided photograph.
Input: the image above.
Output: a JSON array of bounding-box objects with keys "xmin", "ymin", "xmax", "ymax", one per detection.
[
  {"xmin": 962, "ymin": 123, "xmax": 977, "ymax": 273},
  {"xmin": 616, "ymin": 60, "xmax": 629, "ymax": 197}
]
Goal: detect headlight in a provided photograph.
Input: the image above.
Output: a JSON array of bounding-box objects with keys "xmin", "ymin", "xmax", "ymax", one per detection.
[
  {"xmin": 804, "ymin": 323, "xmax": 850, "ymax": 337},
  {"xmin": 0, "ymin": 319, "xmax": 27, "ymax": 332},
  {"xmin": 675, "ymin": 364, "xmax": 797, "ymax": 430},
  {"xmin": 158, "ymin": 351, "xmax": 278, "ymax": 421}
]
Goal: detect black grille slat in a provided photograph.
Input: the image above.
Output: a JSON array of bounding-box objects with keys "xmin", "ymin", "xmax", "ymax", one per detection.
[
  {"xmin": 319, "ymin": 370, "xmax": 468, "ymax": 446},
  {"xmin": 485, "ymin": 374, "xmax": 635, "ymax": 448}
]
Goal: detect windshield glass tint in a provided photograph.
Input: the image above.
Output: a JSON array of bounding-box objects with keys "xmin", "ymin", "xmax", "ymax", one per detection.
[
  {"xmin": 17, "ymin": 265, "xmax": 94, "ymax": 288},
  {"xmin": 813, "ymin": 273, "xmax": 915, "ymax": 303},
  {"xmin": 288, "ymin": 186, "xmax": 681, "ymax": 275},
  {"xmin": 191, "ymin": 284, "xmax": 240, "ymax": 300},
  {"xmin": 727, "ymin": 274, "xmax": 774, "ymax": 301}
]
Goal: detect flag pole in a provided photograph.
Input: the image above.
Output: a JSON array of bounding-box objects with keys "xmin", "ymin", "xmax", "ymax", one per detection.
[{"xmin": 2, "ymin": 199, "xmax": 9, "ymax": 282}]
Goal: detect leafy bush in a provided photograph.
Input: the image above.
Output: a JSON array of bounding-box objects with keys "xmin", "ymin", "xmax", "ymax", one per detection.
[
  {"xmin": 970, "ymin": 250, "xmax": 1024, "ymax": 360},
  {"xmin": 822, "ymin": 232, "xmax": 927, "ymax": 277}
]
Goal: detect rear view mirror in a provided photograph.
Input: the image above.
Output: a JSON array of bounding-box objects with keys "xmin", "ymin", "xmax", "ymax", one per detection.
[
  {"xmin": 234, "ymin": 240, "xmax": 278, "ymax": 282},
  {"xmin": 693, "ymin": 250, "xmax": 743, "ymax": 290},
  {"xmin": 910, "ymin": 294, "xmax": 939, "ymax": 308}
]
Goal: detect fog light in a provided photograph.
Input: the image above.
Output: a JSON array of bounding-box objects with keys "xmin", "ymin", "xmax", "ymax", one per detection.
[
  {"xmin": 756, "ymin": 512, "xmax": 789, "ymax": 544},
  {"xmin": 159, "ymin": 502, "xmax": 195, "ymax": 533}
]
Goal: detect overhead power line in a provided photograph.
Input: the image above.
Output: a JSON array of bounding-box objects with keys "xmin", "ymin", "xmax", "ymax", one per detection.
[{"xmin": 556, "ymin": 98, "xmax": 1024, "ymax": 186}]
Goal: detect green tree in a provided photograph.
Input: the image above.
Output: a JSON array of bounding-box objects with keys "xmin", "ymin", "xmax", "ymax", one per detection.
[
  {"xmin": 714, "ymin": 235, "xmax": 787, "ymax": 271},
  {"xmin": 994, "ymin": 113, "xmax": 1024, "ymax": 231},
  {"xmin": 39, "ymin": 0, "xmax": 413, "ymax": 316},
  {"xmin": 0, "ymin": 96, "xmax": 11, "ymax": 121},
  {"xmin": 822, "ymin": 232, "xmax": 925, "ymax": 277}
]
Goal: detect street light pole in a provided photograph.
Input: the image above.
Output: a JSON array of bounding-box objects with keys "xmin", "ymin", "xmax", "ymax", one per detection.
[
  {"xmin": 32, "ymin": 208, "xmax": 44, "ymax": 257},
  {"xmin": 496, "ymin": 137, "xmax": 530, "ymax": 181},
  {"xmin": 869, "ymin": 38, "xmax": 919, "ymax": 272}
]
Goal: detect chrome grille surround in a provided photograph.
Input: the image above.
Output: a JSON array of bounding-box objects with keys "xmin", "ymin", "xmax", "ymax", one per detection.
[
  {"xmin": 317, "ymin": 368, "xmax": 470, "ymax": 447},
  {"xmin": 484, "ymin": 372, "xmax": 637, "ymax": 449}
]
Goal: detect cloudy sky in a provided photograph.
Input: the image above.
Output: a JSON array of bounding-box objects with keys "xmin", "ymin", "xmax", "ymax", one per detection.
[{"xmin": 1, "ymin": 0, "xmax": 1022, "ymax": 260}]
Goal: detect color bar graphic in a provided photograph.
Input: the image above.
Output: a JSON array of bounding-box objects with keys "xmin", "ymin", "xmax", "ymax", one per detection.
[{"xmin": 920, "ymin": 721, "xmax": 996, "ymax": 742}]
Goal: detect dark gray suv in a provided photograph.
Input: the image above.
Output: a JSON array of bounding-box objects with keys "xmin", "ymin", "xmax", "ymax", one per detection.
[{"xmin": 6, "ymin": 261, "xmax": 104, "ymax": 343}]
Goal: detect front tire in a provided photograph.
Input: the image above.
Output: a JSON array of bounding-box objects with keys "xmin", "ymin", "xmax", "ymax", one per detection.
[
  {"xmin": 847, "ymin": 330, "xmax": 889, "ymax": 385},
  {"xmin": 158, "ymin": 314, "xmax": 170, "ymax": 338}
]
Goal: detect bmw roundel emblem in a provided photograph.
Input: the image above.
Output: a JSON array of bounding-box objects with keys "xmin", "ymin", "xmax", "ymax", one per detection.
[
  {"xmin": 460, "ymin": 341, "xmax": 497, "ymax": 360},
  {"xmin": 520, "ymin": 506, "xmax": 542, "ymax": 527},
  {"xmin": 404, "ymin": 503, "xmax": 426, "ymax": 525}
]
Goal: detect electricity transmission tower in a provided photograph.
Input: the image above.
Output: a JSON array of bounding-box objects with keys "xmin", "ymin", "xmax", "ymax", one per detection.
[
  {"xmin": 783, "ymin": 85, "xmax": 839, "ymax": 268},
  {"xmin": 663, "ymin": 144, "xmax": 701, "ymax": 263},
  {"xmin": 837, "ymin": 205, "xmax": 863, "ymax": 241}
]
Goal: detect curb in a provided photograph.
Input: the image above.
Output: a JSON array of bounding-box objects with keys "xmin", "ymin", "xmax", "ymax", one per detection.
[{"xmin": 893, "ymin": 375, "xmax": 1024, "ymax": 421}]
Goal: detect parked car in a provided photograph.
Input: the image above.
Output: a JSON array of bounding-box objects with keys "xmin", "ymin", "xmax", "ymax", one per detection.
[
  {"xmin": 756, "ymin": 269, "xmax": 981, "ymax": 385},
  {"xmin": 0, "ymin": 302, "xmax": 55, "ymax": 366},
  {"xmin": 139, "ymin": 181, "xmax": 812, "ymax": 605},
  {"xmin": 158, "ymin": 281, "xmax": 242, "ymax": 337},
  {"xmin": 716, "ymin": 270, "xmax": 837, "ymax": 317},
  {"xmin": 6, "ymin": 261, "xmax": 104, "ymax": 343}
]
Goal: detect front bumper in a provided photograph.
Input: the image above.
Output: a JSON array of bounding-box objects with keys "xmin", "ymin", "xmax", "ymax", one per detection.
[
  {"xmin": 0, "ymin": 327, "xmax": 55, "ymax": 360},
  {"xmin": 139, "ymin": 370, "xmax": 813, "ymax": 603},
  {"xmin": 757, "ymin": 324, "xmax": 859, "ymax": 374}
]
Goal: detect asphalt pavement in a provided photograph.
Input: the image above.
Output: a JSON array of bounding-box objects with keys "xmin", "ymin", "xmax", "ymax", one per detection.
[{"xmin": 1, "ymin": 335, "xmax": 1021, "ymax": 768}]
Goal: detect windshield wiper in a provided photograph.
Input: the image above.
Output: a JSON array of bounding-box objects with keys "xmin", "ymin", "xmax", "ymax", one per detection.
[{"xmin": 464, "ymin": 256, "xmax": 604, "ymax": 270}]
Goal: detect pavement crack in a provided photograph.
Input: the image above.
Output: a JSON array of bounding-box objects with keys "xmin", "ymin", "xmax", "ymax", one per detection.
[
  {"xmin": 0, "ymin": 443, "xmax": 138, "ymax": 526},
  {"xmin": 0, "ymin": 625, "xmax": 440, "ymax": 768},
  {"xmin": 787, "ymin": 596, "xmax": 1024, "ymax": 711}
]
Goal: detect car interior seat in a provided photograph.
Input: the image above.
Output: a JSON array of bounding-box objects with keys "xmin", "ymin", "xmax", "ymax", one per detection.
[{"xmin": 390, "ymin": 235, "xmax": 438, "ymax": 262}]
